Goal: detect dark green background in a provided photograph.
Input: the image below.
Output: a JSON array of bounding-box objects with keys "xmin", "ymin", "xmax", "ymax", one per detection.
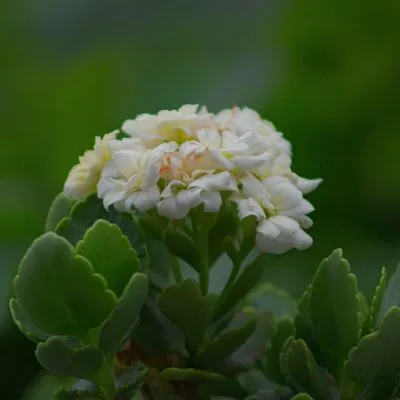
[{"xmin": 1, "ymin": 1, "xmax": 399, "ymax": 398}]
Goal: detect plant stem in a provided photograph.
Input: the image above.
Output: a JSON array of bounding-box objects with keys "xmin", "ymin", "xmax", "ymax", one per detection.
[
  {"xmin": 219, "ymin": 259, "xmax": 241, "ymax": 304},
  {"xmin": 97, "ymin": 357, "xmax": 116, "ymax": 400},
  {"xmin": 198, "ymin": 222, "xmax": 209, "ymax": 295},
  {"xmin": 170, "ymin": 254, "xmax": 183, "ymax": 282}
]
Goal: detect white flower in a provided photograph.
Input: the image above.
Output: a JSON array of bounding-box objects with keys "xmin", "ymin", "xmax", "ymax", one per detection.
[
  {"xmin": 157, "ymin": 181, "xmax": 202, "ymax": 219},
  {"xmin": 189, "ymin": 128, "xmax": 270, "ymax": 171},
  {"xmin": 256, "ymin": 216, "xmax": 312, "ymax": 254},
  {"xmin": 98, "ymin": 148, "xmax": 160, "ymax": 212},
  {"xmin": 215, "ymin": 107, "xmax": 292, "ymax": 156},
  {"xmin": 236, "ymin": 173, "xmax": 315, "ymax": 254},
  {"xmin": 121, "ymin": 104, "xmax": 213, "ymax": 147},
  {"xmin": 62, "ymin": 104, "xmax": 321, "ymax": 255},
  {"xmin": 64, "ymin": 131, "xmax": 117, "ymax": 199},
  {"xmin": 157, "ymin": 170, "xmax": 238, "ymax": 219}
]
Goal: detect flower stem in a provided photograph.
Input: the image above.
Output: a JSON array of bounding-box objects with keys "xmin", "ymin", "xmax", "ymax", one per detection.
[
  {"xmin": 217, "ymin": 256, "xmax": 241, "ymax": 309},
  {"xmin": 97, "ymin": 359, "xmax": 116, "ymax": 400},
  {"xmin": 170, "ymin": 254, "xmax": 182, "ymax": 282},
  {"xmin": 198, "ymin": 222, "xmax": 209, "ymax": 295}
]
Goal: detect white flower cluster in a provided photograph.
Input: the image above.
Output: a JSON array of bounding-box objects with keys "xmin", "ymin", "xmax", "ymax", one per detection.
[{"xmin": 64, "ymin": 105, "xmax": 321, "ymax": 254}]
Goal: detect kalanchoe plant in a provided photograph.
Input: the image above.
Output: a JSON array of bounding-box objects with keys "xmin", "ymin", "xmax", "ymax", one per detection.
[{"xmin": 10, "ymin": 105, "xmax": 326, "ymax": 400}]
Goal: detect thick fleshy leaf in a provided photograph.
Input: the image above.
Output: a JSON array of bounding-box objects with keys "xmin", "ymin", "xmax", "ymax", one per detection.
[
  {"xmin": 163, "ymin": 229, "xmax": 200, "ymax": 272},
  {"xmin": 158, "ymin": 368, "xmax": 224, "ymax": 382},
  {"xmin": 364, "ymin": 267, "xmax": 387, "ymax": 334},
  {"xmin": 376, "ymin": 265, "xmax": 400, "ymax": 326},
  {"xmin": 55, "ymin": 381, "xmax": 100, "ymax": 400},
  {"xmin": 36, "ymin": 336, "xmax": 104, "ymax": 380},
  {"xmin": 246, "ymin": 283, "xmax": 297, "ymax": 317},
  {"xmin": 199, "ymin": 378, "xmax": 248, "ymax": 399},
  {"xmin": 239, "ymin": 369, "xmax": 290, "ymax": 396},
  {"xmin": 115, "ymin": 363, "xmax": 147, "ymax": 400},
  {"xmin": 45, "ymin": 193, "xmax": 76, "ymax": 232},
  {"xmin": 194, "ymin": 317, "xmax": 257, "ymax": 368},
  {"xmin": 265, "ymin": 316, "xmax": 295, "ymax": 384},
  {"xmin": 56, "ymin": 194, "xmax": 148, "ymax": 269},
  {"xmin": 9, "ymin": 298, "xmax": 50, "ymax": 342},
  {"xmin": 346, "ymin": 307, "xmax": 400, "ymax": 398},
  {"xmin": 357, "ymin": 292, "xmax": 369, "ymax": 329},
  {"xmin": 245, "ymin": 387, "xmax": 294, "ymax": 400},
  {"xmin": 291, "ymin": 395, "xmax": 315, "ymax": 400},
  {"xmin": 215, "ymin": 254, "xmax": 264, "ymax": 320},
  {"xmin": 284, "ymin": 338, "xmax": 337, "ymax": 400},
  {"xmin": 99, "ymin": 273, "xmax": 148, "ymax": 354},
  {"xmin": 310, "ymin": 249, "xmax": 360, "ymax": 361},
  {"xmin": 14, "ymin": 232, "xmax": 117, "ymax": 337},
  {"xmin": 295, "ymin": 284, "xmax": 315, "ymax": 347},
  {"xmin": 222, "ymin": 310, "xmax": 275, "ymax": 375},
  {"xmin": 76, "ymin": 220, "xmax": 140, "ymax": 297},
  {"xmin": 132, "ymin": 299, "xmax": 188, "ymax": 359},
  {"xmin": 158, "ymin": 279, "xmax": 217, "ymax": 351}
]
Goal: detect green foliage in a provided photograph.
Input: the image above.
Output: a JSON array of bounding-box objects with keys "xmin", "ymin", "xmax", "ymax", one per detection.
[
  {"xmin": 309, "ymin": 249, "xmax": 360, "ymax": 362},
  {"xmin": 246, "ymin": 284, "xmax": 297, "ymax": 318},
  {"xmin": 76, "ymin": 220, "xmax": 140, "ymax": 297},
  {"xmin": 194, "ymin": 318, "xmax": 257, "ymax": 368},
  {"xmin": 131, "ymin": 298, "xmax": 188, "ymax": 358},
  {"xmin": 10, "ymin": 298, "xmax": 49, "ymax": 342},
  {"xmin": 376, "ymin": 265, "xmax": 400, "ymax": 325},
  {"xmin": 215, "ymin": 254, "xmax": 265, "ymax": 319},
  {"xmin": 13, "ymin": 232, "xmax": 116, "ymax": 339},
  {"xmin": 36, "ymin": 336, "xmax": 104, "ymax": 380},
  {"xmin": 163, "ymin": 228, "xmax": 200, "ymax": 272},
  {"xmin": 363, "ymin": 267, "xmax": 387, "ymax": 334},
  {"xmin": 158, "ymin": 368, "xmax": 224, "ymax": 383},
  {"xmin": 56, "ymin": 194, "xmax": 149, "ymax": 269},
  {"xmin": 265, "ymin": 316, "xmax": 295, "ymax": 384},
  {"xmin": 45, "ymin": 193, "xmax": 77, "ymax": 232},
  {"xmin": 158, "ymin": 279, "xmax": 217, "ymax": 352},
  {"xmin": 283, "ymin": 338, "xmax": 336, "ymax": 400},
  {"xmin": 99, "ymin": 273, "xmax": 148, "ymax": 354},
  {"xmin": 346, "ymin": 307, "xmax": 400, "ymax": 398},
  {"xmin": 115, "ymin": 364, "xmax": 148, "ymax": 400}
]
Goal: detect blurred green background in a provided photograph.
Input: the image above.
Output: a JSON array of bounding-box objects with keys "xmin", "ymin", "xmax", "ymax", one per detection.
[{"xmin": 1, "ymin": 1, "xmax": 399, "ymax": 398}]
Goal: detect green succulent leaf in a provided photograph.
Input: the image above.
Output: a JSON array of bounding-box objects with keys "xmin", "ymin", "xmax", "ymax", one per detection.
[
  {"xmin": 295, "ymin": 284, "xmax": 315, "ymax": 347},
  {"xmin": 55, "ymin": 194, "xmax": 149, "ymax": 269},
  {"xmin": 13, "ymin": 232, "xmax": 117, "ymax": 337},
  {"xmin": 163, "ymin": 228, "xmax": 200, "ymax": 272},
  {"xmin": 55, "ymin": 381, "xmax": 100, "ymax": 400},
  {"xmin": 9, "ymin": 298, "xmax": 50, "ymax": 342},
  {"xmin": 45, "ymin": 193, "xmax": 76, "ymax": 232},
  {"xmin": 246, "ymin": 283, "xmax": 297, "ymax": 318},
  {"xmin": 76, "ymin": 220, "xmax": 140, "ymax": 297},
  {"xmin": 376, "ymin": 265, "xmax": 400, "ymax": 326},
  {"xmin": 99, "ymin": 273, "xmax": 148, "ymax": 354},
  {"xmin": 224, "ymin": 310, "xmax": 275, "ymax": 374},
  {"xmin": 115, "ymin": 363, "xmax": 148, "ymax": 400},
  {"xmin": 291, "ymin": 395, "xmax": 315, "ymax": 400},
  {"xmin": 284, "ymin": 338, "xmax": 337, "ymax": 400},
  {"xmin": 265, "ymin": 316, "xmax": 295, "ymax": 384},
  {"xmin": 215, "ymin": 254, "xmax": 264, "ymax": 320},
  {"xmin": 36, "ymin": 336, "xmax": 104, "ymax": 380},
  {"xmin": 346, "ymin": 306, "xmax": 400, "ymax": 398},
  {"xmin": 357, "ymin": 292, "xmax": 369, "ymax": 329},
  {"xmin": 158, "ymin": 279, "xmax": 217, "ymax": 352},
  {"xmin": 363, "ymin": 267, "xmax": 387, "ymax": 334},
  {"xmin": 194, "ymin": 317, "xmax": 257, "ymax": 368},
  {"xmin": 158, "ymin": 368, "xmax": 225, "ymax": 382},
  {"xmin": 132, "ymin": 299, "xmax": 188, "ymax": 359},
  {"xmin": 310, "ymin": 249, "xmax": 360, "ymax": 361}
]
